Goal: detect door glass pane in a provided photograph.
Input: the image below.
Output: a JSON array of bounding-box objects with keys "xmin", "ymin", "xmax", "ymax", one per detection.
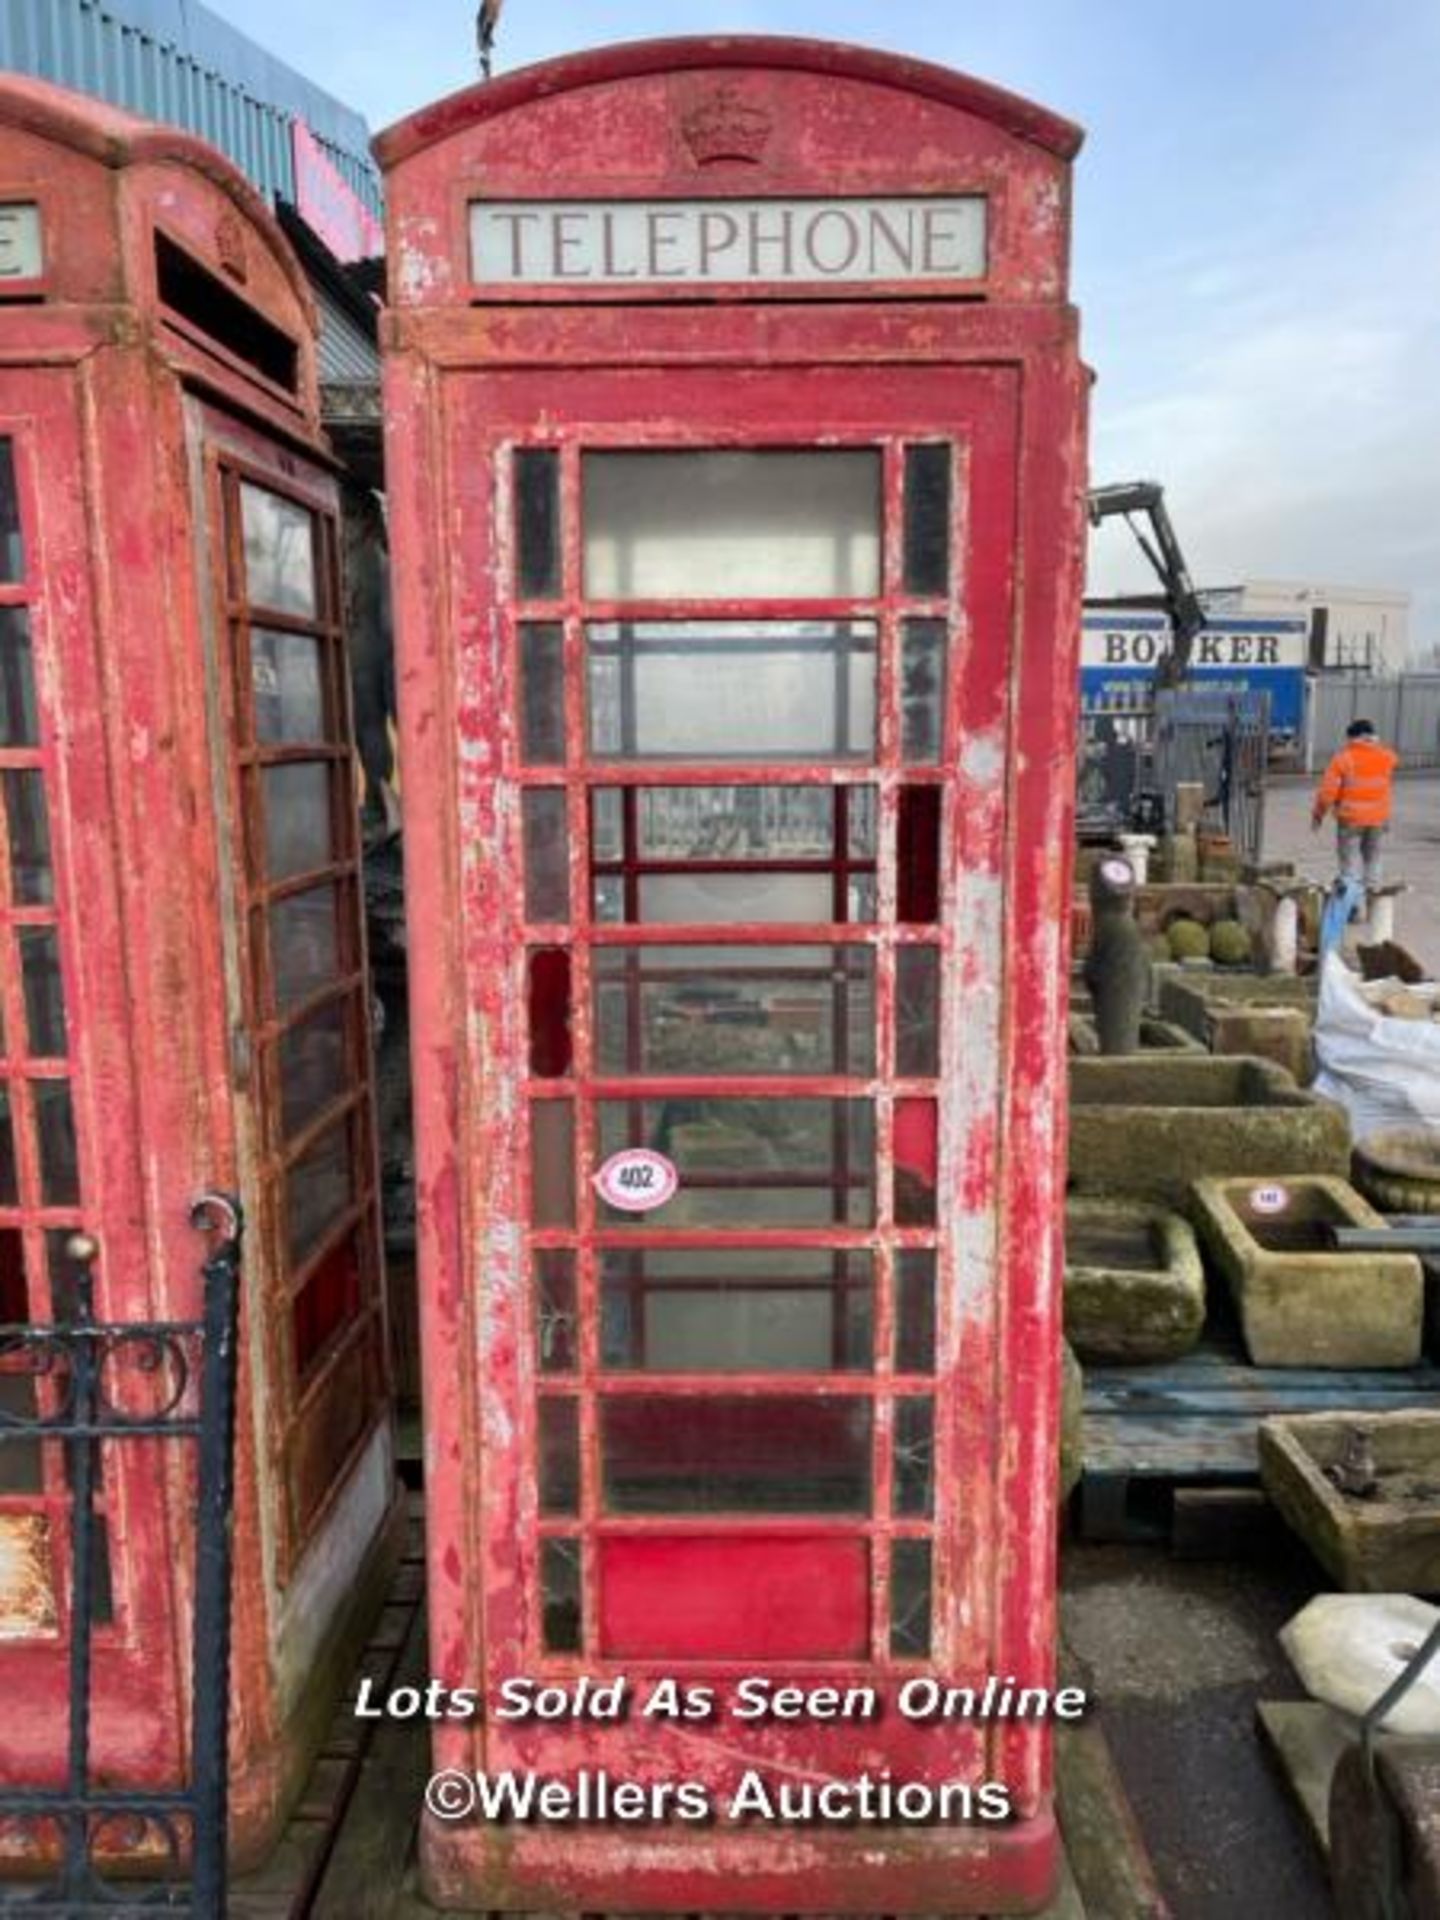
[
  {"xmin": 270, "ymin": 883, "xmax": 341, "ymax": 1009},
  {"xmin": 0, "ymin": 1227, "xmax": 26, "ymax": 1322},
  {"xmin": 19, "ymin": 928, "xmax": 66, "ymax": 1057},
  {"xmin": 0, "ymin": 440, "xmax": 21, "ymax": 582},
  {"xmin": 900, "ymin": 619, "xmax": 947, "ymax": 764},
  {"xmin": 287, "ymin": 1119, "xmax": 354, "ymax": 1265},
  {"xmin": 535, "ymin": 1250, "xmax": 577, "ymax": 1372},
  {"xmin": 895, "ymin": 1249, "xmax": 937, "ymax": 1374},
  {"xmin": 252, "ymin": 629, "xmax": 328, "ymax": 743},
  {"xmin": 894, "ymin": 1396, "xmax": 935, "ymax": 1516},
  {"xmin": 597, "ymin": 1097, "xmax": 874, "ymax": 1228},
  {"xmin": 897, "ymin": 786, "xmax": 942, "ymax": 924},
  {"xmin": 0, "ymin": 1374, "xmax": 42, "ymax": 1493},
  {"xmin": 277, "ymin": 996, "xmax": 350, "ymax": 1137},
  {"xmin": 587, "ymin": 621, "xmax": 875, "ymax": 760},
  {"xmin": 34, "ymin": 1080, "xmax": 78, "ymax": 1205},
  {"xmin": 594, "ymin": 945, "xmax": 875, "ymax": 1076},
  {"xmin": 519, "ymin": 622, "xmax": 566, "ymax": 764},
  {"xmin": 541, "ymin": 1537, "xmax": 582, "ymax": 1652},
  {"xmin": 241, "ymin": 483, "xmax": 317, "ymax": 617},
  {"xmin": 530, "ymin": 1099, "xmax": 575, "ymax": 1228},
  {"xmin": 894, "ymin": 1097, "xmax": 938, "ymax": 1227},
  {"xmin": 895, "ymin": 945, "xmax": 941, "ymax": 1077},
  {"xmin": 634, "ymin": 785, "xmax": 842, "ymax": 858},
  {"xmin": 515, "ymin": 449, "xmax": 562, "ymax": 600},
  {"xmin": 638, "ymin": 873, "xmax": 839, "ymax": 925},
  {"xmin": 0, "ymin": 608, "xmax": 37, "ymax": 746},
  {"xmin": 602, "ymin": 1395, "xmax": 873, "ymax": 1513},
  {"xmin": 0, "ymin": 1088, "xmax": 15, "ymax": 1204},
  {"xmin": 600, "ymin": 1249, "xmax": 873, "ymax": 1372},
  {"xmin": 528, "ymin": 948, "xmax": 572, "ymax": 1077},
  {"xmin": 522, "ymin": 790, "xmax": 570, "ymax": 923},
  {"xmin": 539, "ymin": 1396, "xmax": 580, "ymax": 1514},
  {"xmin": 890, "ymin": 1538, "xmax": 932, "ymax": 1657},
  {"xmin": 583, "ymin": 450, "xmax": 881, "ymax": 599},
  {"xmin": 3, "ymin": 770, "xmax": 53, "ymax": 905},
  {"xmin": 263, "ymin": 763, "xmax": 334, "ymax": 880},
  {"xmin": 903, "ymin": 444, "xmax": 951, "ymax": 595},
  {"xmin": 292, "ymin": 1231, "xmax": 361, "ymax": 1376}
]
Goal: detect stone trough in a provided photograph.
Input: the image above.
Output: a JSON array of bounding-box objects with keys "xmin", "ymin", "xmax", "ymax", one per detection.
[
  {"xmin": 1260, "ymin": 1410, "xmax": 1440, "ymax": 1592},
  {"xmin": 1068, "ymin": 1012, "xmax": 1203, "ymax": 1056},
  {"xmin": 1068, "ymin": 1055, "xmax": 1349, "ymax": 1207},
  {"xmin": 1158, "ymin": 972, "xmax": 1317, "ymax": 1085},
  {"xmin": 1064, "ymin": 1197, "xmax": 1206, "ymax": 1362},
  {"xmin": 1191, "ymin": 1175, "xmax": 1422, "ymax": 1368}
]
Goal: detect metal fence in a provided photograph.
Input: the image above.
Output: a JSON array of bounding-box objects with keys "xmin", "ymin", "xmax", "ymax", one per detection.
[
  {"xmin": 1305, "ymin": 673, "xmax": 1440, "ymax": 772},
  {"xmin": 0, "ymin": 1196, "xmax": 242, "ymax": 1918},
  {"xmin": 1154, "ymin": 687, "xmax": 1270, "ymax": 866}
]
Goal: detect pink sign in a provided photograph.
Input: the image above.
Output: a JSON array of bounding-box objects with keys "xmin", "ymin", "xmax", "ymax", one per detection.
[{"xmin": 292, "ymin": 121, "xmax": 384, "ymax": 262}]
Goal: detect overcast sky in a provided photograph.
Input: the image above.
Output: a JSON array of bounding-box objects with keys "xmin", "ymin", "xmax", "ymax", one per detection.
[{"xmin": 232, "ymin": 0, "xmax": 1440, "ymax": 647}]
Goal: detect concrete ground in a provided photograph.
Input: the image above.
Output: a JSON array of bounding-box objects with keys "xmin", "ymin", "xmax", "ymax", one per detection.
[
  {"xmin": 1063, "ymin": 1533, "xmax": 1337, "ymax": 1920},
  {"xmin": 1264, "ymin": 769, "xmax": 1440, "ymax": 974}
]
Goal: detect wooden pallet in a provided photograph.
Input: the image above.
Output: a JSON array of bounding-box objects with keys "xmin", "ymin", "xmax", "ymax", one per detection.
[{"xmin": 1078, "ymin": 1335, "xmax": 1440, "ymax": 1539}]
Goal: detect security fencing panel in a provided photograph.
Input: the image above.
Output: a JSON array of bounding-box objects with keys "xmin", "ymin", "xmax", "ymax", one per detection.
[{"xmin": 1306, "ymin": 675, "xmax": 1440, "ymax": 772}]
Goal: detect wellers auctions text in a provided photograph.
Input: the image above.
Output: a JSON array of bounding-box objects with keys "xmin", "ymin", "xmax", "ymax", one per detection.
[{"xmin": 422, "ymin": 1766, "xmax": 1015, "ymax": 1827}]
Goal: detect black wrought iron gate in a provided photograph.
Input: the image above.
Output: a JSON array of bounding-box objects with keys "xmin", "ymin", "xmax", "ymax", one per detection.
[{"xmin": 0, "ymin": 1195, "xmax": 243, "ymax": 1917}]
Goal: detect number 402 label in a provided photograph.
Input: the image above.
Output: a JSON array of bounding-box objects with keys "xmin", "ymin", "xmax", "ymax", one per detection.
[{"xmin": 593, "ymin": 1148, "xmax": 679, "ymax": 1213}]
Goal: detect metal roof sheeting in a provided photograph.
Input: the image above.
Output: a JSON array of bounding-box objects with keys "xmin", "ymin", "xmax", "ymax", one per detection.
[{"xmin": 0, "ymin": 0, "xmax": 381, "ymax": 215}]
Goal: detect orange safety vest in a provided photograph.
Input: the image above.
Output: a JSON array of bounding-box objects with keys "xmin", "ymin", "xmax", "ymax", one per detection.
[{"xmin": 1315, "ymin": 738, "xmax": 1397, "ymax": 827}]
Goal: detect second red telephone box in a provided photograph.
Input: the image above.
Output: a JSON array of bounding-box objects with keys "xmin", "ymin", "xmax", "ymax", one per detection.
[{"xmin": 378, "ymin": 36, "xmax": 1088, "ymax": 1912}]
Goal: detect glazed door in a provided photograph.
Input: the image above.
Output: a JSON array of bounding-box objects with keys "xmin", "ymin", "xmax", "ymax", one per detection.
[
  {"xmin": 461, "ymin": 364, "xmax": 1019, "ymax": 1786},
  {"xmin": 0, "ymin": 372, "xmax": 187, "ymax": 1783},
  {"xmin": 189, "ymin": 401, "xmax": 388, "ymax": 1585}
]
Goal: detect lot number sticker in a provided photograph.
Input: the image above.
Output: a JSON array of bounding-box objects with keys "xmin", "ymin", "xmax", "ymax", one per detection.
[
  {"xmin": 594, "ymin": 1148, "xmax": 679, "ymax": 1213},
  {"xmin": 1249, "ymin": 1184, "xmax": 1290, "ymax": 1215}
]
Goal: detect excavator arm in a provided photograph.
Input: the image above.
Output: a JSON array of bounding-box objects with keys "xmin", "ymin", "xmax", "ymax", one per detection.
[{"xmin": 1087, "ymin": 481, "xmax": 1207, "ymax": 688}]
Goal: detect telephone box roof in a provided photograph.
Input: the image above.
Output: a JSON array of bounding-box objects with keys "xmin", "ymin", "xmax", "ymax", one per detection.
[{"xmin": 374, "ymin": 34, "xmax": 1085, "ymax": 169}]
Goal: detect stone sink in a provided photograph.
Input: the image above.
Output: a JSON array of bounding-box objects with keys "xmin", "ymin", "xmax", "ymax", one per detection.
[
  {"xmin": 1158, "ymin": 972, "xmax": 1317, "ymax": 1085},
  {"xmin": 1261, "ymin": 1411, "xmax": 1440, "ymax": 1592},
  {"xmin": 1068, "ymin": 1055, "xmax": 1349, "ymax": 1207},
  {"xmin": 1192, "ymin": 1175, "xmax": 1422, "ymax": 1368},
  {"xmin": 1064, "ymin": 1197, "xmax": 1206, "ymax": 1362}
]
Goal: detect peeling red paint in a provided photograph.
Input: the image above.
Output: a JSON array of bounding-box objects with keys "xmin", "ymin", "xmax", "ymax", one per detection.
[{"xmin": 380, "ymin": 36, "xmax": 1085, "ymax": 1913}]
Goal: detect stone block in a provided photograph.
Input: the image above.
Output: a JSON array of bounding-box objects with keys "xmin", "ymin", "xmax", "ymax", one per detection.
[
  {"xmin": 1158, "ymin": 973, "xmax": 1316, "ymax": 1083},
  {"xmin": 1192, "ymin": 1175, "xmax": 1422, "ymax": 1368},
  {"xmin": 1065, "ymin": 1197, "xmax": 1206, "ymax": 1362},
  {"xmin": 1261, "ymin": 1411, "xmax": 1440, "ymax": 1592},
  {"xmin": 1068, "ymin": 1055, "xmax": 1350, "ymax": 1207}
]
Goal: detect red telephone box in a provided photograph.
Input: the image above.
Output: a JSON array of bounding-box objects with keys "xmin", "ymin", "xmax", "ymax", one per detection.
[
  {"xmin": 379, "ymin": 37, "xmax": 1086, "ymax": 1912},
  {"xmin": 0, "ymin": 78, "xmax": 398, "ymax": 1865}
]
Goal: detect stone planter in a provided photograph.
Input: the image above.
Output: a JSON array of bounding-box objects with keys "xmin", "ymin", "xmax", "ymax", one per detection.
[
  {"xmin": 1192, "ymin": 1175, "xmax": 1422, "ymax": 1368},
  {"xmin": 1353, "ymin": 1129, "xmax": 1440, "ymax": 1215},
  {"xmin": 1064, "ymin": 1197, "xmax": 1206, "ymax": 1362},
  {"xmin": 1260, "ymin": 1411, "xmax": 1440, "ymax": 1592},
  {"xmin": 1068, "ymin": 1055, "xmax": 1350, "ymax": 1207},
  {"xmin": 1158, "ymin": 972, "xmax": 1316, "ymax": 1085},
  {"xmin": 1069, "ymin": 1012, "xmax": 1204, "ymax": 1056}
]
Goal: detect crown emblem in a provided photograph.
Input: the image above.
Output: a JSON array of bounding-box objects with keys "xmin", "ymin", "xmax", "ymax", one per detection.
[{"xmin": 680, "ymin": 86, "xmax": 772, "ymax": 166}]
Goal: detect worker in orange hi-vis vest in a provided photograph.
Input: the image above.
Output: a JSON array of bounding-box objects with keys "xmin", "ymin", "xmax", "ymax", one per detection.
[{"xmin": 1311, "ymin": 717, "xmax": 1399, "ymax": 890}]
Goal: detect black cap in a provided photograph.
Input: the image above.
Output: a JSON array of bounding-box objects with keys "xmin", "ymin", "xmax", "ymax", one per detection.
[{"xmin": 1346, "ymin": 719, "xmax": 1377, "ymax": 739}]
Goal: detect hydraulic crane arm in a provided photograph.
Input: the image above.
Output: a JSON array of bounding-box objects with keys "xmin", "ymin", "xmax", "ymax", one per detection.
[{"xmin": 1087, "ymin": 481, "xmax": 1207, "ymax": 688}]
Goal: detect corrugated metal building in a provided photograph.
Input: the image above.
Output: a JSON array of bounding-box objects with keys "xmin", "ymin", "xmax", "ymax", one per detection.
[{"xmin": 0, "ymin": 0, "xmax": 380, "ymax": 216}]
